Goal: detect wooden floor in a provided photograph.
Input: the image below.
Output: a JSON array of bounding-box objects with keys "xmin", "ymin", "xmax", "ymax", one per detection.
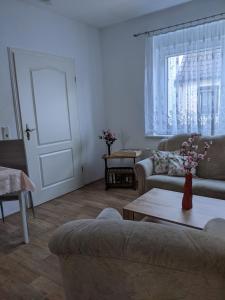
[{"xmin": 0, "ymin": 180, "xmax": 138, "ymax": 300}]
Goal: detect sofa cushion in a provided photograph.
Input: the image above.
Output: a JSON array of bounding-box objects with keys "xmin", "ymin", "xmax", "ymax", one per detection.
[
  {"xmin": 168, "ymin": 155, "xmax": 187, "ymax": 177},
  {"xmin": 197, "ymin": 135, "xmax": 225, "ymax": 180},
  {"xmin": 146, "ymin": 175, "xmax": 187, "ymax": 193},
  {"xmin": 157, "ymin": 138, "xmax": 167, "ymax": 151},
  {"xmin": 192, "ymin": 178, "xmax": 225, "ymax": 200},
  {"xmin": 159, "ymin": 134, "xmax": 199, "ymax": 152},
  {"xmin": 152, "ymin": 151, "xmax": 170, "ymax": 174},
  {"xmin": 146, "ymin": 175, "xmax": 225, "ymax": 199}
]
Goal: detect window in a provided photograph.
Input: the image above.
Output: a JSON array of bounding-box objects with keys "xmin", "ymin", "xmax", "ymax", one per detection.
[
  {"xmin": 198, "ymin": 85, "xmax": 219, "ymax": 135},
  {"xmin": 145, "ymin": 20, "xmax": 225, "ymax": 136}
]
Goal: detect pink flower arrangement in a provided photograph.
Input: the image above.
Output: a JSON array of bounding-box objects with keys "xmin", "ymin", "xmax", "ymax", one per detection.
[
  {"xmin": 99, "ymin": 129, "xmax": 117, "ymax": 145},
  {"xmin": 99, "ymin": 129, "xmax": 117, "ymax": 155},
  {"xmin": 180, "ymin": 134, "xmax": 211, "ymax": 174}
]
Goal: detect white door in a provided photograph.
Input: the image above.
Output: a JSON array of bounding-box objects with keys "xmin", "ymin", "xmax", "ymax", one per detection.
[{"xmin": 12, "ymin": 49, "xmax": 83, "ymax": 205}]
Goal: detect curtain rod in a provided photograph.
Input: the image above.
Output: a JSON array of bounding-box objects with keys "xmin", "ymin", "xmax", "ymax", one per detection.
[{"xmin": 133, "ymin": 12, "xmax": 225, "ymax": 38}]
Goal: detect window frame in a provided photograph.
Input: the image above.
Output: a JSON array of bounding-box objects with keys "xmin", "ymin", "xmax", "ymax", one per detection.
[{"xmin": 145, "ymin": 37, "xmax": 222, "ymax": 137}]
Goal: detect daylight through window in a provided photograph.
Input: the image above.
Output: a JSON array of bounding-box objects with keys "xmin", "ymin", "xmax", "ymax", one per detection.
[{"xmin": 145, "ymin": 20, "xmax": 225, "ymax": 136}]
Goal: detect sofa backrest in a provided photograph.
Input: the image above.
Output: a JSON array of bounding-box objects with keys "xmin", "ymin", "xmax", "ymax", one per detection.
[
  {"xmin": 158, "ymin": 134, "xmax": 198, "ymax": 152},
  {"xmin": 197, "ymin": 135, "xmax": 225, "ymax": 180},
  {"xmin": 49, "ymin": 216, "xmax": 225, "ymax": 300}
]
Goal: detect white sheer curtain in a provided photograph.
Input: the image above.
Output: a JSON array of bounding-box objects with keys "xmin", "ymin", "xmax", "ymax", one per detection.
[{"xmin": 145, "ymin": 19, "xmax": 225, "ymax": 136}]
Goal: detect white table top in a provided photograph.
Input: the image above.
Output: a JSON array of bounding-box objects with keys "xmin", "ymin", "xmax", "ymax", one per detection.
[{"xmin": 0, "ymin": 166, "xmax": 35, "ymax": 196}]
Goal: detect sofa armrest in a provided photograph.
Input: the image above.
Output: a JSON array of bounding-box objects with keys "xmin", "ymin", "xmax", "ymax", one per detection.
[
  {"xmin": 96, "ymin": 208, "xmax": 122, "ymax": 220},
  {"xmin": 134, "ymin": 158, "xmax": 153, "ymax": 195},
  {"xmin": 204, "ymin": 218, "xmax": 225, "ymax": 241}
]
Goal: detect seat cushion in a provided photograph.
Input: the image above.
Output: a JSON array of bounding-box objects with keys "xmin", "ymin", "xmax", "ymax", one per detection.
[
  {"xmin": 146, "ymin": 175, "xmax": 187, "ymax": 193},
  {"xmin": 192, "ymin": 178, "xmax": 225, "ymax": 200},
  {"xmin": 204, "ymin": 218, "xmax": 225, "ymax": 240},
  {"xmin": 146, "ymin": 175, "xmax": 225, "ymax": 200}
]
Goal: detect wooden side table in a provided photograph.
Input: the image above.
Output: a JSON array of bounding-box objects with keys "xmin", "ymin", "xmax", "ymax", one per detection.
[{"xmin": 102, "ymin": 150, "xmax": 142, "ymax": 190}]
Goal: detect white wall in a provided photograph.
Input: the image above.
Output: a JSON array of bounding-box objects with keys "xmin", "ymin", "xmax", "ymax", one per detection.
[
  {"xmin": 101, "ymin": 0, "xmax": 225, "ymax": 151},
  {"xmin": 0, "ymin": 0, "xmax": 106, "ymax": 215}
]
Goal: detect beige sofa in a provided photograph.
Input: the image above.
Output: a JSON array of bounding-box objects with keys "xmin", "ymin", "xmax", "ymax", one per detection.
[
  {"xmin": 135, "ymin": 134, "xmax": 225, "ymax": 198},
  {"xmin": 49, "ymin": 208, "xmax": 225, "ymax": 300}
]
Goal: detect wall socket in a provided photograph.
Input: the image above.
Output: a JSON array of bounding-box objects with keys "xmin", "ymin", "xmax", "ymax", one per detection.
[{"xmin": 1, "ymin": 127, "xmax": 10, "ymax": 140}]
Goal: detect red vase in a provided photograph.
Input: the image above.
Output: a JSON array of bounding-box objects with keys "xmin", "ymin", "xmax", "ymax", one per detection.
[{"xmin": 182, "ymin": 172, "xmax": 193, "ymax": 210}]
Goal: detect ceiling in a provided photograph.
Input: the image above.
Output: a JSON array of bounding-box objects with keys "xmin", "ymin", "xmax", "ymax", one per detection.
[{"xmin": 22, "ymin": 0, "xmax": 192, "ymax": 28}]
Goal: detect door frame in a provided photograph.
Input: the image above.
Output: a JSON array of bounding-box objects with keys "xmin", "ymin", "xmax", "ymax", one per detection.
[
  {"xmin": 8, "ymin": 47, "xmax": 23, "ymax": 139},
  {"xmin": 8, "ymin": 48, "xmax": 84, "ymax": 189}
]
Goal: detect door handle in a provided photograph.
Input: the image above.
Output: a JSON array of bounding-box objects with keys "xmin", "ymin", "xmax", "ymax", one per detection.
[{"xmin": 24, "ymin": 124, "xmax": 35, "ymax": 141}]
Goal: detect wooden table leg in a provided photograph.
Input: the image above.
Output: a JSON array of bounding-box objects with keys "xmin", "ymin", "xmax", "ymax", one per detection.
[
  {"xmin": 123, "ymin": 209, "xmax": 134, "ymax": 220},
  {"xmin": 19, "ymin": 191, "xmax": 29, "ymax": 244}
]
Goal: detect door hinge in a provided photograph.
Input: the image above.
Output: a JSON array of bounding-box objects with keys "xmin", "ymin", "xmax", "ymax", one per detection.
[
  {"xmin": 74, "ymin": 76, "xmax": 77, "ymax": 84},
  {"xmin": 81, "ymin": 166, "xmax": 84, "ymax": 173}
]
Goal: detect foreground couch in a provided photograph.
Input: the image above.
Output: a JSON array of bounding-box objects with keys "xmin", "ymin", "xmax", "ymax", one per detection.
[
  {"xmin": 135, "ymin": 134, "xmax": 225, "ymax": 198},
  {"xmin": 49, "ymin": 208, "xmax": 225, "ymax": 300}
]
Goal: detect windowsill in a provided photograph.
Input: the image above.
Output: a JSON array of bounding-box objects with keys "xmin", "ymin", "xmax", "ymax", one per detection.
[{"xmin": 145, "ymin": 135, "xmax": 172, "ymax": 139}]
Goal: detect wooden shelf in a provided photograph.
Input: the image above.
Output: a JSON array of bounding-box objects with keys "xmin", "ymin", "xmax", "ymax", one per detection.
[
  {"xmin": 102, "ymin": 151, "xmax": 142, "ymax": 190},
  {"xmin": 106, "ymin": 167, "xmax": 135, "ymax": 189}
]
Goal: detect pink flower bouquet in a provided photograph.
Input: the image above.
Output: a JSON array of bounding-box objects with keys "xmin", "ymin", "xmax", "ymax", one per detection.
[
  {"xmin": 180, "ymin": 134, "xmax": 211, "ymax": 174},
  {"xmin": 99, "ymin": 129, "xmax": 117, "ymax": 155},
  {"xmin": 180, "ymin": 134, "xmax": 212, "ymax": 210}
]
